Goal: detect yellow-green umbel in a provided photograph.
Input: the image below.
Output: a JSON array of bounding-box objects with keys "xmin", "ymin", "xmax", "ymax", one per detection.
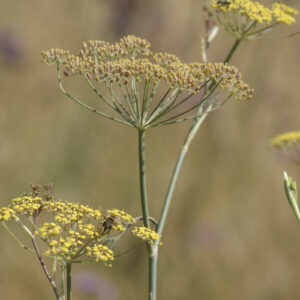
[
  {"xmin": 271, "ymin": 131, "xmax": 300, "ymax": 148},
  {"xmin": 211, "ymin": 0, "xmax": 298, "ymax": 39},
  {"xmin": 42, "ymin": 35, "xmax": 253, "ymax": 129},
  {"xmin": 0, "ymin": 195, "xmax": 160, "ymax": 265}
]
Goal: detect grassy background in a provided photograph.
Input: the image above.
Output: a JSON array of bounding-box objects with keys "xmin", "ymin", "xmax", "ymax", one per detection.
[{"xmin": 0, "ymin": 0, "xmax": 300, "ymax": 299}]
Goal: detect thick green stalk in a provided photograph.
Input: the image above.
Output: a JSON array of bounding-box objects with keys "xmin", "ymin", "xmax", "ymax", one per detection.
[
  {"xmin": 66, "ymin": 263, "xmax": 72, "ymax": 300},
  {"xmin": 137, "ymin": 129, "xmax": 157, "ymax": 300},
  {"xmin": 148, "ymin": 254, "xmax": 158, "ymax": 300},
  {"xmin": 138, "ymin": 129, "xmax": 151, "ymax": 229}
]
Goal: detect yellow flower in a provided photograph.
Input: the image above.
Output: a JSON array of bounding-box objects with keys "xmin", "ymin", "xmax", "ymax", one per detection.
[
  {"xmin": 272, "ymin": 3, "xmax": 298, "ymax": 25},
  {"xmin": 0, "ymin": 207, "xmax": 15, "ymax": 221},
  {"xmin": 1, "ymin": 189, "xmax": 160, "ymax": 265},
  {"xmin": 11, "ymin": 196, "xmax": 43, "ymax": 215},
  {"xmin": 132, "ymin": 226, "xmax": 161, "ymax": 245},
  {"xmin": 86, "ymin": 244, "xmax": 114, "ymax": 263},
  {"xmin": 211, "ymin": 0, "xmax": 298, "ymax": 38},
  {"xmin": 271, "ymin": 131, "xmax": 300, "ymax": 148},
  {"xmin": 107, "ymin": 209, "xmax": 136, "ymax": 224},
  {"xmin": 38, "ymin": 222, "xmax": 62, "ymax": 237},
  {"xmin": 212, "ymin": 0, "xmax": 272, "ymax": 24}
]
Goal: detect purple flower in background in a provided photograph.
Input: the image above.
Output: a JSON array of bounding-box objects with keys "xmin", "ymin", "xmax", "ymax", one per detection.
[
  {"xmin": 0, "ymin": 29, "xmax": 23, "ymax": 65},
  {"xmin": 73, "ymin": 271, "xmax": 119, "ymax": 300}
]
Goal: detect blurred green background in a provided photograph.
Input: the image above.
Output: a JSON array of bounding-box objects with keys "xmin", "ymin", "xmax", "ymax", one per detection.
[{"xmin": 0, "ymin": 0, "xmax": 300, "ymax": 299}]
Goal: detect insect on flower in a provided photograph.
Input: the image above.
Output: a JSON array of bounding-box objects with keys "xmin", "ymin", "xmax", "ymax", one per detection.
[
  {"xmin": 216, "ymin": 0, "xmax": 231, "ymax": 6},
  {"xmin": 102, "ymin": 216, "xmax": 115, "ymax": 235}
]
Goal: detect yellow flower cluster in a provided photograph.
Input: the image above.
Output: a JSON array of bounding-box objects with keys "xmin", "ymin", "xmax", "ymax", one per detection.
[
  {"xmin": 0, "ymin": 207, "xmax": 15, "ymax": 221},
  {"xmin": 45, "ymin": 235, "xmax": 81, "ymax": 260},
  {"xmin": 12, "ymin": 196, "xmax": 43, "ymax": 215},
  {"xmin": 271, "ymin": 131, "xmax": 300, "ymax": 148},
  {"xmin": 43, "ymin": 200, "xmax": 103, "ymax": 225},
  {"xmin": 1, "ymin": 195, "xmax": 161, "ymax": 264},
  {"xmin": 132, "ymin": 226, "xmax": 161, "ymax": 245},
  {"xmin": 212, "ymin": 0, "xmax": 298, "ymax": 26},
  {"xmin": 212, "ymin": 0, "xmax": 272, "ymax": 24},
  {"xmin": 272, "ymin": 3, "xmax": 298, "ymax": 25},
  {"xmin": 107, "ymin": 209, "xmax": 136, "ymax": 224},
  {"xmin": 86, "ymin": 244, "xmax": 114, "ymax": 264},
  {"xmin": 39, "ymin": 222, "xmax": 62, "ymax": 237}
]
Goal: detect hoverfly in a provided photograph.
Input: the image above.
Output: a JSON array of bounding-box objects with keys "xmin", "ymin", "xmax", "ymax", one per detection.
[
  {"xmin": 216, "ymin": 0, "xmax": 231, "ymax": 6},
  {"xmin": 102, "ymin": 216, "xmax": 115, "ymax": 235}
]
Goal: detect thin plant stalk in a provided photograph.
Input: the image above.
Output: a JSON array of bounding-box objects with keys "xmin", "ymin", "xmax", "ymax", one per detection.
[
  {"xmin": 67, "ymin": 263, "xmax": 72, "ymax": 300},
  {"xmin": 56, "ymin": 63, "xmax": 133, "ymax": 127},
  {"xmin": 1, "ymin": 221, "xmax": 32, "ymax": 251},
  {"xmin": 157, "ymin": 27, "xmax": 242, "ymax": 236},
  {"xmin": 224, "ymin": 21, "xmax": 259, "ymax": 63},
  {"xmin": 61, "ymin": 263, "xmax": 65, "ymax": 300},
  {"xmin": 32, "ymin": 235, "xmax": 61, "ymax": 300},
  {"xmin": 157, "ymin": 104, "xmax": 211, "ymax": 236},
  {"xmin": 224, "ymin": 38, "xmax": 241, "ymax": 63}
]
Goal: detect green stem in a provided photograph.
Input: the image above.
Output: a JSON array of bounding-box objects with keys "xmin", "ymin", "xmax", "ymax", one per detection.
[
  {"xmin": 1, "ymin": 221, "xmax": 33, "ymax": 251},
  {"xmin": 148, "ymin": 254, "xmax": 158, "ymax": 300},
  {"xmin": 152, "ymin": 31, "xmax": 243, "ymax": 300},
  {"xmin": 56, "ymin": 62, "xmax": 133, "ymax": 127},
  {"xmin": 66, "ymin": 263, "xmax": 72, "ymax": 300},
  {"xmin": 61, "ymin": 263, "xmax": 65, "ymax": 300},
  {"xmin": 157, "ymin": 106, "xmax": 210, "ymax": 236},
  {"xmin": 84, "ymin": 75, "xmax": 116, "ymax": 110},
  {"xmin": 138, "ymin": 129, "xmax": 151, "ymax": 229},
  {"xmin": 157, "ymin": 29, "xmax": 242, "ymax": 237},
  {"xmin": 224, "ymin": 38, "xmax": 241, "ymax": 63},
  {"xmin": 137, "ymin": 128, "xmax": 157, "ymax": 300},
  {"xmin": 32, "ymin": 236, "xmax": 62, "ymax": 300}
]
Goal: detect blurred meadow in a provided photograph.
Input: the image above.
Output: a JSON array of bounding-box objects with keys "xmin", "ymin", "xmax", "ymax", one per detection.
[{"xmin": 0, "ymin": 0, "xmax": 300, "ymax": 299}]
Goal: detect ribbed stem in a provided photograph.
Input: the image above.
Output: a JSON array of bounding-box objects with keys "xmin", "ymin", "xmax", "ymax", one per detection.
[
  {"xmin": 138, "ymin": 129, "xmax": 151, "ymax": 229},
  {"xmin": 137, "ymin": 129, "xmax": 157, "ymax": 300}
]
